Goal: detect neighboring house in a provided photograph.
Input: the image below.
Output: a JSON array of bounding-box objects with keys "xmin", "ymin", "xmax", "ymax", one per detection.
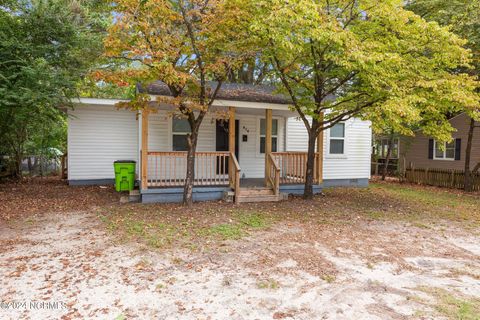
[
  {"xmin": 68, "ymin": 82, "xmax": 372, "ymax": 203},
  {"xmin": 375, "ymin": 113, "xmax": 478, "ymax": 173}
]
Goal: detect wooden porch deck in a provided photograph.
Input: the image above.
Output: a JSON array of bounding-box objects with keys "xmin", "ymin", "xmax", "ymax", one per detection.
[
  {"xmin": 144, "ymin": 151, "xmax": 319, "ymax": 203},
  {"xmin": 140, "ymin": 107, "xmax": 324, "ymax": 203}
]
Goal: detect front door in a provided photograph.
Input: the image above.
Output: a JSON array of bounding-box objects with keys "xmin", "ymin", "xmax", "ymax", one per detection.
[{"xmin": 216, "ymin": 120, "xmax": 239, "ymax": 174}]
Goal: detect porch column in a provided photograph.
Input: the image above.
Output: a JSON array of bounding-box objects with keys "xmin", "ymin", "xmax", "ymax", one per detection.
[
  {"xmin": 228, "ymin": 107, "xmax": 236, "ymax": 186},
  {"xmin": 141, "ymin": 109, "xmax": 149, "ymax": 190},
  {"xmin": 316, "ymin": 113, "xmax": 324, "ymax": 185},
  {"xmin": 265, "ymin": 108, "xmax": 272, "ymax": 186}
]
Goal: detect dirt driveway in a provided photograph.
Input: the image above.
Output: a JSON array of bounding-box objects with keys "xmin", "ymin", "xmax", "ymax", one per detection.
[{"xmin": 0, "ymin": 179, "xmax": 479, "ymax": 319}]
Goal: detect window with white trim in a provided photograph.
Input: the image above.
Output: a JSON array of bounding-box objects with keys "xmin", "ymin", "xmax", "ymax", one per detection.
[
  {"xmin": 434, "ymin": 140, "xmax": 455, "ymax": 160},
  {"xmin": 329, "ymin": 123, "xmax": 345, "ymax": 154},
  {"xmin": 172, "ymin": 118, "xmax": 190, "ymax": 151},
  {"xmin": 259, "ymin": 118, "xmax": 278, "ymax": 153}
]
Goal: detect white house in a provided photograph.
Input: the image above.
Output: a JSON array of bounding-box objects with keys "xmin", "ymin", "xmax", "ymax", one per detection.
[{"xmin": 67, "ymin": 82, "xmax": 371, "ymax": 203}]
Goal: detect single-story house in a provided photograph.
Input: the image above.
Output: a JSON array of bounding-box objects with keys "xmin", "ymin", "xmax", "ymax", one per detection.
[
  {"xmin": 68, "ymin": 82, "xmax": 372, "ymax": 203},
  {"xmin": 375, "ymin": 113, "xmax": 478, "ymax": 173}
]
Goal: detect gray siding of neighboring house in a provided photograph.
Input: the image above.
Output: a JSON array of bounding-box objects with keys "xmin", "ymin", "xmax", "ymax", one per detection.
[{"xmin": 400, "ymin": 113, "xmax": 480, "ymax": 171}]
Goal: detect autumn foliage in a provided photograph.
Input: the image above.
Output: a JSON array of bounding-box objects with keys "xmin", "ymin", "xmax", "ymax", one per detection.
[{"xmin": 102, "ymin": 0, "xmax": 253, "ymax": 205}]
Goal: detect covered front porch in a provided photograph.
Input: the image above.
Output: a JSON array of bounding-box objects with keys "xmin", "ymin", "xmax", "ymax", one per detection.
[{"xmin": 139, "ymin": 103, "xmax": 324, "ymax": 203}]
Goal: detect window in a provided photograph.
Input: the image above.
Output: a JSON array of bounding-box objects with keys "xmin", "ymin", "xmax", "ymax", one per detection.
[
  {"xmin": 172, "ymin": 118, "xmax": 191, "ymax": 151},
  {"xmin": 329, "ymin": 123, "xmax": 345, "ymax": 154},
  {"xmin": 260, "ymin": 118, "xmax": 278, "ymax": 153},
  {"xmin": 377, "ymin": 138, "xmax": 399, "ymax": 159},
  {"xmin": 434, "ymin": 140, "xmax": 455, "ymax": 160}
]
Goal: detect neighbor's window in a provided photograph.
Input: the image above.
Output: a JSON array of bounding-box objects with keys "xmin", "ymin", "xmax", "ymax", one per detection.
[
  {"xmin": 379, "ymin": 138, "xmax": 399, "ymax": 159},
  {"xmin": 260, "ymin": 118, "xmax": 278, "ymax": 153},
  {"xmin": 329, "ymin": 123, "xmax": 345, "ymax": 154},
  {"xmin": 172, "ymin": 118, "xmax": 190, "ymax": 151},
  {"xmin": 434, "ymin": 140, "xmax": 455, "ymax": 160}
]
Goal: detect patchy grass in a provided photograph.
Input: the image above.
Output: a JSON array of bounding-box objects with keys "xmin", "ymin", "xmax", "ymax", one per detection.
[
  {"xmin": 207, "ymin": 223, "xmax": 244, "ymax": 240},
  {"xmin": 257, "ymin": 278, "xmax": 280, "ymax": 290},
  {"xmin": 417, "ymin": 287, "xmax": 480, "ymax": 320},
  {"xmin": 238, "ymin": 212, "xmax": 268, "ymax": 228},
  {"xmin": 98, "ymin": 207, "xmax": 272, "ymax": 248},
  {"xmin": 320, "ymin": 181, "xmax": 480, "ymax": 229},
  {"xmin": 321, "ymin": 274, "xmax": 336, "ymax": 283},
  {"xmin": 203, "ymin": 211, "xmax": 270, "ymax": 240},
  {"xmin": 94, "ymin": 180, "xmax": 480, "ymax": 249},
  {"xmin": 368, "ymin": 182, "xmax": 480, "ymax": 223}
]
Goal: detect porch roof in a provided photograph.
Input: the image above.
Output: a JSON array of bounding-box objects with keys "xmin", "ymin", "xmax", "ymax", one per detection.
[
  {"xmin": 137, "ymin": 81, "xmax": 292, "ymax": 105},
  {"xmin": 73, "ymin": 97, "xmax": 295, "ymax": 116}
]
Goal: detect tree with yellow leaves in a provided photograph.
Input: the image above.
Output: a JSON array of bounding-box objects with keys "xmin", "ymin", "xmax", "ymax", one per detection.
[{"xmin": 249, "ymin": 0, "xmax": 478, "ymax": 198}]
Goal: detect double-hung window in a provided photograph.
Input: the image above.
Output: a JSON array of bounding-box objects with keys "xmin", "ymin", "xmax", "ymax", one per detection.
[
  {"xmin": 329, "ymin": 123, "xmax": 345, "ymax": 154},
  {"xmin": 434, "ymin": 140, "xmax": 455, "ymax": 160},
  {"xmin": 172, "ymin": 118, "xmax": 191, "ymax": 151},
  {"xmin": 260, "ymin": 118, "xmax": 278, "ymax": 153}
]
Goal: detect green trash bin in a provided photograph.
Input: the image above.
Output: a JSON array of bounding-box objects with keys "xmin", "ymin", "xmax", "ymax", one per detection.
[{"xmin": 113, "ymin": 160, "xmax": 136, "ymax": 192}]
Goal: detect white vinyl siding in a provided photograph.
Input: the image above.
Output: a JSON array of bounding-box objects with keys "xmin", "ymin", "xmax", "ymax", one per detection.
[
  {"xmin": 68, "ymin": 104, "xmax": 370, "ymax": 183},
  {"xmin": 68, "ymin": 104, "xmax": 138, "ymax": 180},
  {"xmin": 286, "ymin": 117, "xmax": 372, "ymax": 180}
]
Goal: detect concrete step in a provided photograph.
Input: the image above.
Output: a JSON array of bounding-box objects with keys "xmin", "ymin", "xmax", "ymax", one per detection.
[{"xmin": 120, "ymin": 189, "xmax": 141, "ymax": 203}]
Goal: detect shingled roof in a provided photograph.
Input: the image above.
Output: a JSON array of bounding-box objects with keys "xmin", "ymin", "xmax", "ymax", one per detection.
[{"xmin": 137, "ymin": 81, "xmax": 292, "ymax": 105}]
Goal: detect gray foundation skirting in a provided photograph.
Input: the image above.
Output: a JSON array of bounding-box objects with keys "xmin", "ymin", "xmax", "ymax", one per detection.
[
  {"xmin": 68, "ymin": 179, "xmax": 115, "ymax": 186},
  {"xmin": 322, "ymin": 178, "xmax": 369, "ymax": 188},
  {"xmin": 141, "ymin": 186, "xmax": 230, "ymax": 203},
  {"xmin": 279, "ymin": 184, "xmax": 323, "ymax": 195},
  {"xmin": 68, "ymin": 178, "xmax": 369, "ymax": 203},
  {"xmin": 69, "ymin": 179, "xmax": 141, "ymax": 187}
]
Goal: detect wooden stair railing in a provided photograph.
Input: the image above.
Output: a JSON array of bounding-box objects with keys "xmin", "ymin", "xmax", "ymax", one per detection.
[
  {"xmin": 267, "ymin": 153, "xmax": 280, "ymax": 197},
  {"xmin": 229, "ymin": 152, "xmax": 241, "ymax": 204}
]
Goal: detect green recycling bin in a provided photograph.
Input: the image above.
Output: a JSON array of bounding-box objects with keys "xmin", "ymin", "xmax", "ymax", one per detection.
[{"xmin": 113, "ymin": 160, "xmax": 136, "ymax": 192}]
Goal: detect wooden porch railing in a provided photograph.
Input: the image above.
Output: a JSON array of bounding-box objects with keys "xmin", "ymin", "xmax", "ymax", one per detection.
[
  {"xmin": 147, "ymin": 151, "xmax": 230, "ymax": 187},
  {"xmin": 229, "ymin": 152, "xmax": 241, "ymax": 204},
  {"xmin": 272, "ymin": 152, "xmax": 320, "ymax": 184},
  {"xmin": 267, "ymin": 153, "xmax": 280, "ymax": 196}
]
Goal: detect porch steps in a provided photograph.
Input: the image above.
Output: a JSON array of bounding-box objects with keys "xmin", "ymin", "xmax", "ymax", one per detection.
[
  {"xmin": 237, "ymin": 194, "xmax": 283, "ymax": 203},
  {"xmin": 225, "ymin": 187, "xmax": 288, "ymax": 203},
  {"xmin": 239, "ymin": 187, "xmax": 275, "ymax": 196}
]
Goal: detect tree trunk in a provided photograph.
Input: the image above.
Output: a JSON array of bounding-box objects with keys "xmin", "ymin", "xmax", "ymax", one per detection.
[
  {"xmin": 464, "ymin": 117, "xmax": 475, "ymax": 192},
  {"xmin": 33, "ymin": 157, "xmax": 39, "ymax": 175},
  {"xmin": 183, "ymin": 129, "xmax": 199, "ymax": 207},
  {"xmin": 27, "ymin": 157, "xmax": 33, "ymax": 176},
  {"xmin": 382, "ymin": 137, "xmax": 394, "ymax": 181},
  {"xmin": 12, "ymin": 151, "xmax": 22, "ymax": 179},
  {"xmin": 40, "ymin": 155, "xmax": 44, "ymax": 177},
  {"xmin": 303, "ymin": 130, "xmax": 317, "ymax": 199}
]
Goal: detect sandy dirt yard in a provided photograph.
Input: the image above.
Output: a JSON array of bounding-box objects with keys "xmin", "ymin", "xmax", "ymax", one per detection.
[{"xmin": 0, "ymin": 178, "xmax": 479, "ymax": 319}]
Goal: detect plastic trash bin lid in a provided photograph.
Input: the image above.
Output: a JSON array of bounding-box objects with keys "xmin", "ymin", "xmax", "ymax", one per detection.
[{"xmin": 114, "ymin": 160, "xmax": 136, "ymax": 163}]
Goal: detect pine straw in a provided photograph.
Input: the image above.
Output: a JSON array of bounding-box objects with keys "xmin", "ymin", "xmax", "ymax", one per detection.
[{"xmin": 0, "ymin": 177, "xmax": 119, "ymax": 221}]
